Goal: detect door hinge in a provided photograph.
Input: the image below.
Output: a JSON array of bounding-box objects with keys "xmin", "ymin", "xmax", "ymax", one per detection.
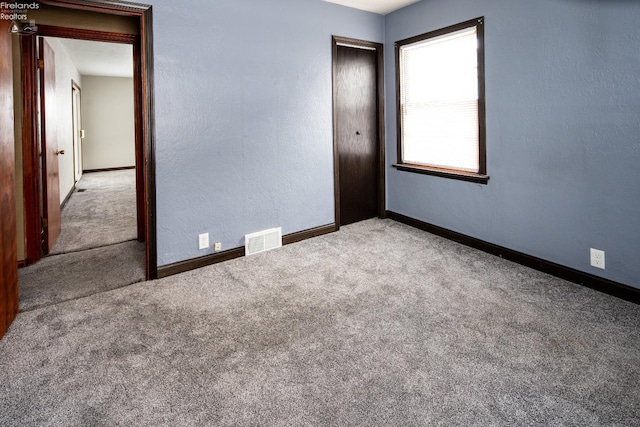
[
  {"xmin": 37, "ymin": 59, "xmax": 44, "ymax": 69},
  {"xmin": 42, "ymin": 217, "xmax": 48, "ymax": 228}
]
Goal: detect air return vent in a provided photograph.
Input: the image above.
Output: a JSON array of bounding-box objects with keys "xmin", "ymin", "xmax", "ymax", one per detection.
[{"xmin": 245, "ymin": 227, "xmax": 282, "ymax": 256}]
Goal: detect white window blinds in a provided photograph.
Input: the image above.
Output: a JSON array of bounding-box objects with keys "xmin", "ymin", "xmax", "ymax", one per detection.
[{"xmin": 399, "ymin": 26, "xmax": 480, "ymax": 173}]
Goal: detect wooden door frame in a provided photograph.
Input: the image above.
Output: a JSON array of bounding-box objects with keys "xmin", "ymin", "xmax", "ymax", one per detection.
[
  {"xmin": 20, "ymin": 0, "xmax": 157, "ymax": 279},
  {"xmin": 71, "ymin": 79, "xmax": 82, "ymax": 185},
  {"xmin": 332, "ymin": 36, "xmax": 386, "ymax": 230}
]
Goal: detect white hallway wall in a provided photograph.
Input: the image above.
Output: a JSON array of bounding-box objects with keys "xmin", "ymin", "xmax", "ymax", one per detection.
[{"xmin": 81, "ymin": 76, "xmax": 135, "ymax": 170}]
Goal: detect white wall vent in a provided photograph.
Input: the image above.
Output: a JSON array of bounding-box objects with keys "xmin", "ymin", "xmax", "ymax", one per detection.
[{"xmin": 245, "ymin": 227, "xmax": 282, "ymax": 256}]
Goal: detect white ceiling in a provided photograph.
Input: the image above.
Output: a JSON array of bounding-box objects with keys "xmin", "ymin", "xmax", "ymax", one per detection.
[
  {"xmin": 47, "ymin": 37, "xmax": 133, "ymax": 78},
  {"xmin": 323, "ymin": 0, "xmax": 421, "ymax": 15}
]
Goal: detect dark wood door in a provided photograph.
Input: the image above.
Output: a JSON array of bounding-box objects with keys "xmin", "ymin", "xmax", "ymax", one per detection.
[
  {"xmin": 336, "ymin": 46, "xmax": 379, "ymax": 226},
  {"xmin": 0, "ymin": 20, "xmax": 19, "ymax": 340},
  {"xmin": 39, "ymin": 38, "xmax": 61, "ymax": 254}
]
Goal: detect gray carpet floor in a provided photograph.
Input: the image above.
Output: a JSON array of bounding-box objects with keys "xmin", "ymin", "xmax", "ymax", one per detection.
[
  {"xmin": 51, "ymin": 169, "xmax": 138, "ymax": 255},
  {"xmin": 19, "ymin": 240, "xmax": 145, "ymax": 312},
  {"xmin": 19, "ymin": 169, "xmax": 144, "ymax": 312},
  {"xmin": 1, "ymin": 219, "xmax": 639, "ymax": 426}
]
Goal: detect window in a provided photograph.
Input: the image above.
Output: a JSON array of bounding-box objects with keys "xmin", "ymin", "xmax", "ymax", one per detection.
[{"xmin": 394, "ymin": 18, "xmax": 488, "ymax": 184}]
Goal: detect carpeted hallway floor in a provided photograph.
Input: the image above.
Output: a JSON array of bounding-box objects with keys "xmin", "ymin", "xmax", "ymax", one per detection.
[
  {"xmin": 18, "ymin": 169, "xmax": 145, "ymax": 312},
  {"xmin": 2, "ymin": 219, "xmax": 639, "ymax": 426},
  {"xmin": 51, "ymin": 169, "xmax": 138, "ymax": 255}
]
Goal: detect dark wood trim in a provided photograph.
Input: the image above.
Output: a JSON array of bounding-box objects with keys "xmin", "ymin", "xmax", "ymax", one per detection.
[
  {"xmin": 331, "ymin": 38, "xmax": 341, "ymax": 231},
  {"xmin": 157, "ymin": 247, "xmax": 246, "ymax": 279},
  {"xmin": 394, "ymin": 41, "xmax": 402, "ymax": 167},
  {"xmin": 395, "ymin": 17, "xmax": 487, "ymax": 179},
  {"xmin": 39, "ymin": 0, "xmax": 150, "ymax": 15},
  {"xmin": 282, "ymin": 223, "xmax": 336, "ymax": 246},
  {"xmin": 158, "ymin": 223, "xmax": 337, "ymax": 279},
  {"xmin": 393, "ymin": 163, "xmax": 490, "ymax": 184},
  {"xmin": 18, "ymin": 261, "xmax": 27, "ymax": 269},
  {"xmin": 141, "ymin": 6, "xmax": 157, "ymax": 279},
  {"xmin": 133, "ymin": 33, "xmax": 145, "ymax": 244},
  {"xmin": 476, "ymin": 18, "xmax": 487, "ymax": 176},
  {"xmin": 21, "ymin": 34, "xmax": 42, "ymax": 264},
  {"xmin": 35, "ymin": 24, "xmax": 137, "ymax": 44},
  {"xmin": 19, "ymin": 1, "xmax": 157, "ymax": 280},
  {"xmin": 332, "ymin": 36, "xmax": 386, "ymax": 227},
  {"xmin": 386, "ymin": 211, "xmax": 640, "ymax": 304},
  {"xmin": 84, "ymin": 166, "xmax": 136, "ymax": 173}
]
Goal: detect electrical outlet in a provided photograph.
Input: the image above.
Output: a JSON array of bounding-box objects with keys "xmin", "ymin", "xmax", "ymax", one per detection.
[
  {"xmin": 214, "ymin": 242, "xmax": 222, "ymax": 251},
  {"xmin": 590, "ymin": 248, "xmax": 605, "ymax": 270},
  {"xmin": 198, "ymin": 233, "xmax": 209, "ymax": 250}
]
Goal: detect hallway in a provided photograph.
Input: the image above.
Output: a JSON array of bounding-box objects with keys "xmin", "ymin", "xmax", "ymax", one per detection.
[{"xmin": 18, "ymin": 170, "xmax": 145, "ymax": 311}]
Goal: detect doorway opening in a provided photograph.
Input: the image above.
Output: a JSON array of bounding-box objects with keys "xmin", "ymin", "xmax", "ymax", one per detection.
[
  {"xmin": 30, "ymin": 36, "xmax": 131, "ymax": 257},
  {"xmin": 18, "ymin": 3, "xmax": 155, "ymax": 273},
  {"xmin": 13, "ymin": 2, "xmax": 156, "ymax": 312},
  {"xmin": 71, "ymin": 80, "xmax": 82, "ymax": 185},
  {"xmin": 332, "ymin": 36, "xmax": 385, "ymax": 228}
]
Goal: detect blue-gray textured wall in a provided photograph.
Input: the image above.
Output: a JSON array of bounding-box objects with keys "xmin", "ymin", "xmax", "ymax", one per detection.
[
  {"xmin": 385, "ymin": 0, "xmax": 640, "ymax": 288},
  {"xmin": 151, "ymin": 0, "xmax": 383, "ymax": 266}
]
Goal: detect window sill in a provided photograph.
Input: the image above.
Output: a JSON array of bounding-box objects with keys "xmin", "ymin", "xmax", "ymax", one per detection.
[{"xmin": 393, "ymin": 163, "xmax": 490, "ymax": 184}]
